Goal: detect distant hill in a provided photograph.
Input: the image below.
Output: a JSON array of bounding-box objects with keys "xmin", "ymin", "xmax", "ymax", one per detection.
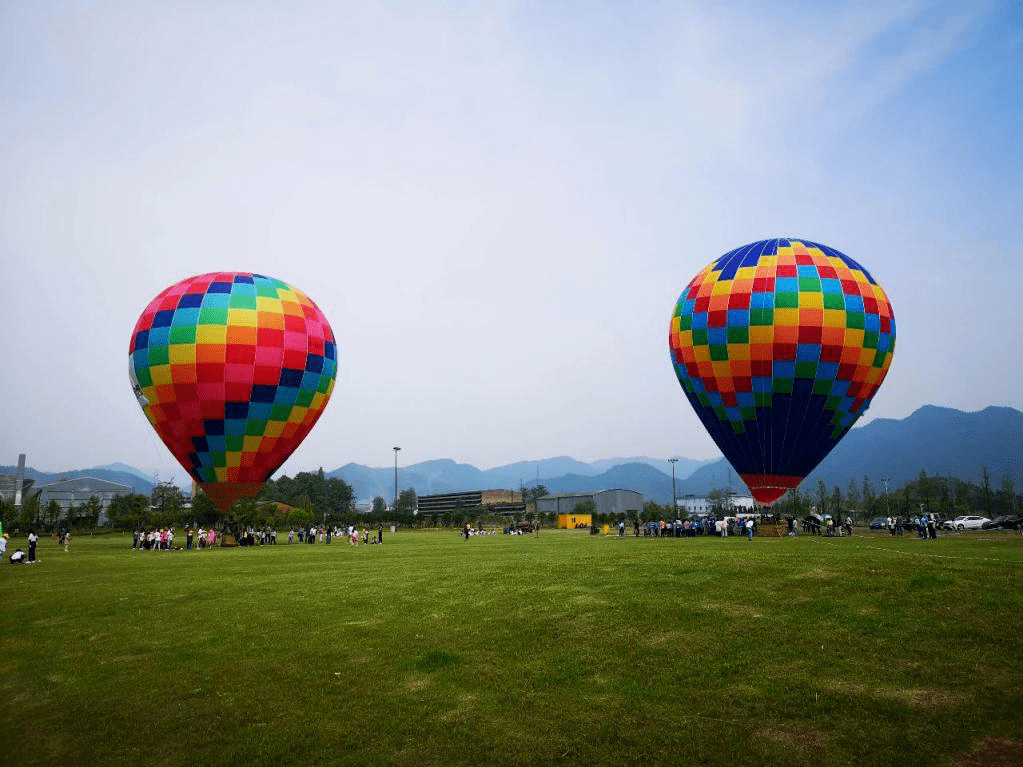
[
  {"xmin": 328, "ymin": 455, "xmax": 706, "ymax": 505},
  {"xmin": 677, "ymin": 405, "xmax": 1023, "ymax": 498},
  {"xmin": 542, "ymin": 463, "xmax": 675, "ymax": 502},
  {"xmin": 0, "ymin": 465, "xmax": 157, "ymax": 495},
  {"xmin": 10, "ymin": 405, "xmax": 1019, "ymax": 507},
  {"xmin": 589, "ymin": 456, "xmax": 715, "ymax": 478}
]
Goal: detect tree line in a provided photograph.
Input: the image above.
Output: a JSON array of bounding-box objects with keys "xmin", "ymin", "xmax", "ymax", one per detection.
[
  {"xmin": 2, "ymin": 465, "xmax": 1018, "ymax": 534},
  {"xmin": 770, "ymin": 468, "xmax": 1019, "ymax": 521}
]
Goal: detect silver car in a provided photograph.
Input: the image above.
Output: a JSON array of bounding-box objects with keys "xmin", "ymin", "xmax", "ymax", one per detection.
[{"xmin": 950, "ymin": 515, "xmax": 992, "ymax": 531}]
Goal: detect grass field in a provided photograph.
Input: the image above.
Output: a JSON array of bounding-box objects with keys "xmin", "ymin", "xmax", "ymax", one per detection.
[{"xmin": 2, "ymin": 528, "xmax": 1022, "ymax": 767}]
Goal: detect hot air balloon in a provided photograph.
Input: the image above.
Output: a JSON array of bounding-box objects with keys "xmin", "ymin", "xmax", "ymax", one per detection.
[
  {"xmin": 129, "ymin": 272, "xmax": 337, "ymax": 513},
  {"xmin": 668, "ymin": 238, "xmax": 895, "ymax": 504}
]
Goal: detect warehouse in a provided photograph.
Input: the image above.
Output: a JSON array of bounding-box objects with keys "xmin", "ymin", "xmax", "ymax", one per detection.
[{"xmin": 536, "ymin": 489, "xmax": 643, "ymax": 528}]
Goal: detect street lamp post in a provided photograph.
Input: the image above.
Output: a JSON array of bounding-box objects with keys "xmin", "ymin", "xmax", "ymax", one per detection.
[
  {"xmin": 881, "ymin": 476, "xmax": 892, "ymax": 516},
  {"xmin": 668, "ymin": 458, "xmax": 678, "ymax": 519},
  {"xmin": 393, "ymin": 446, "xmax": 401, "ymax": 523}
]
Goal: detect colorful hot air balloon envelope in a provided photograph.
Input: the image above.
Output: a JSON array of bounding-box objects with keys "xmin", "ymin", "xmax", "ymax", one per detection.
[
  {"xmin": 129, "ymin": 272, "xmax": 337, "ymax": 513},
  {"xmin": 669, "ymin": 238, "xmax": 895, "ymax": 504}
]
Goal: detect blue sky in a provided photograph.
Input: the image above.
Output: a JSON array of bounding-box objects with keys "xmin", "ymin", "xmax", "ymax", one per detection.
[{"xmin": 1, "ymin": 0, "xmax": 1020, "ymax": 479}]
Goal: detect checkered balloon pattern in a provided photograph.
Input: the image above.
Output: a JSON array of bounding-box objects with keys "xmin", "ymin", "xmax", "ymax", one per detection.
[
  {"xmin": 669, "ymin": 239, "xmax": 895, "ymax": 504},
  {"xmin": 129, "ymin": 273, "xmax": 337, "ymax": 497}
]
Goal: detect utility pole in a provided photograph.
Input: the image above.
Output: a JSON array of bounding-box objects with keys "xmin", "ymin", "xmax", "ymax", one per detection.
[
  {"xmin": 393, "ymin": 446, "xmax": 401, "ymax": 524},
  {"xmin": 668, "ymin": 458, "xmax": 678, "ymax": 519}
]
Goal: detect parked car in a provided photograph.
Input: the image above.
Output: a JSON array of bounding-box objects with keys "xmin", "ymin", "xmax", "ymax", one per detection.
[
  {"xmin": 982, "ymin": 515, "xmax": 1022, "ymax": 530},
  {"xmin": 869, "ymin": 516, "xmax": 888, "ymax": 530},
  {"xmin": 949, "ymin": 515, "xmax": 991, "ymax": 531}
]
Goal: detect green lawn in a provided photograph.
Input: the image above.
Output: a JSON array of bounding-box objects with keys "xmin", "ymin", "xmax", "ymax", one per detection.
[{"xmin": 2, "ymin": 528, "xmax": 1021, "ymax": 766}]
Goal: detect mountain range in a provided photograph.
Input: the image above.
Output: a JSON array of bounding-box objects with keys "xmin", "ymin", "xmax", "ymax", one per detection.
[
  {"xmin": 4, "ymin": 405, "xmax": 1020, "ymax": 506},
  {"xmin": 326, "ymin": 455, "xmax": 713, "ymax": 506},
  {"xmin": 675, "ymin": 405, "xmax": 1023, "ymax": 498}
]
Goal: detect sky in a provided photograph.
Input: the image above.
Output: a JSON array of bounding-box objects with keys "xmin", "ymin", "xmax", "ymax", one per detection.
[{"xmin": 1, "ymin": 0, "xmax": 1020, "ymax": 480}]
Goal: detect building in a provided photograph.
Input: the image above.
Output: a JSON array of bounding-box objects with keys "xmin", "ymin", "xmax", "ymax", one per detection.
[
  {"xmin": 35, "ymin": 476, "xmax": 133, "ymax": 525},
  {"xmin": 537, "ymin": 489, "xmax": 644, "ymax": 528},
  {"xmin": 0, "ymin": 476, "xmax": 34, "ymax": 505},
  {"xmin": 678, "ymin": 494, "xmax": 757, "ymax": 517},
  {"xmin": 416, "ymin": 489, "xmax": 525, "ymax": 516},
  {"xmin": 0, "ymin": 453, "xmax": 31, "ymax": 509}
]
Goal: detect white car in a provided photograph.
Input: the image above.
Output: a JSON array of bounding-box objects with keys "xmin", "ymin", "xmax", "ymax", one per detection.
[{"xmin": 950, "ymin": 515, "xmax": 991, "ymax": 531}]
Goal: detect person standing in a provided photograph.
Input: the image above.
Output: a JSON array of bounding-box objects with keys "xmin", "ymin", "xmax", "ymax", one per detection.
[
  {"xmin": 378, "ymin": 525, "xmax": 383, "ymax": 545},
  {"xmin": 64, "ymin": 530, "xmax": 72, "ymax": 553},
  {"xmin": 27, "ymin": 529, "xmax": 39, "ymax": 562}
]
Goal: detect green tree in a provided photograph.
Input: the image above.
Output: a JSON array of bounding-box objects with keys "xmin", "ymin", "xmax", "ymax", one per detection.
[
  {"xmin": 918, "ymin": 470, "xmax": 932, "ymax": 512},
  {"xmin": 643, "ymin": 500, "xmax": 664, "ymax": 521},
  {"xmin": 816, "ymin": 480, "xmax": 828, "ymax": 516},
  {"xmin": 524, "ymin": 485, "xmax": 548, "ymax": 500},
  {"xmin": 18, "ymin": 494, "xmax": 40, "ymax": 531},
  {"xmin": 371, "ymin": 496, "xmax": 386, "ymax": 515},
  {"xmin": 863, "ymin": 475, "xmax": 877, "ymax": 515},
  {"xmin": 152, "ymin": 483, "xmax": 184, "ymax": 518},
  {"xmin": 44, "ymin": 499, "xmax": 62, "ymax": 530},
  {"xmin": 846, "ymin": 478, "xmax": 861, "ymax": 516},
  {"xmin": 980, "ymin": 466, "xmax": 992, "ymax": 517},
  {"xmin": 287, "ymin": 507, "xmax": 314, "ymax": 530},
  {"xmin": 190, "ymin": 492, "xmax": 219, "ymax": 526},
  {"xmin": 999, "ymin": 474, "xmax": 1018, "ymax": 516},
  {"xmin": 107, "ymin": 494, "xmax": 150, "ymax": 529},
  {"xmin": 396, "ymin": 488, "xmax": 417, "ymax": 517},
  {"xmin": 263, "ymin": 471, "xmax": 353, "ymax": 521},
  {"xmin": 74, "ymin": 496, "xmax": 102, "ymax": 528}
]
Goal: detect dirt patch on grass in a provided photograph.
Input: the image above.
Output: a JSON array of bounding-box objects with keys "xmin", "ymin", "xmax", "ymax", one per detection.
[
  {"xmin": 439, "ymin": 693, "xmax": 477, "ymax": 722},
  {"xmin": 951, "ymin": 737, "xmax": 1023, "ymax": 767},
  {"xmin": 823, "ymin": 679, "xmax": 969, "ymax": 708},
  {"xmin": 757, "ymin": 726, "xmax": 832, "ymax": 753},
  {"xmin": 802, "ymin": 568, "xmax": 838, "ymax": 579},
  {"xmin": 405, "ymin": 674, "xmax": 430, "ymax": 692}
]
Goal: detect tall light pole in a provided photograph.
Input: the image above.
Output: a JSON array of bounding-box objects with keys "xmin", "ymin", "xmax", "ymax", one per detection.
[
  {"xmin": 881, "ymin": 476, "xmax": 892, "ymax": 516},
  {"xmin": 393, "ymin": 446, "xmax": 401, "ymax": 519},
  {"xmin": 668, "ymin": 458, "xmax": 678, "ymax": 519}
]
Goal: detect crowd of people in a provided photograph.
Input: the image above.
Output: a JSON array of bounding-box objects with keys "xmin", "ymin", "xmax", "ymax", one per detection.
[
  {"xmin": 132, "ymin": 527, "xmax": 218, "ymax": 550},
  {"xmin": 638, "ymin": 516, "xmax": 759, "ymax": 539},
  {"xmin": 127, "ymin": 524, "xmax": 390, "ymax": 550},
  {"xmin": 286, "ymin": 525, "xmax": 384, "ymax": 546},
  {"xmin": 883, "ymin": 514, "xmax": 938, "ymax": 539}
]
